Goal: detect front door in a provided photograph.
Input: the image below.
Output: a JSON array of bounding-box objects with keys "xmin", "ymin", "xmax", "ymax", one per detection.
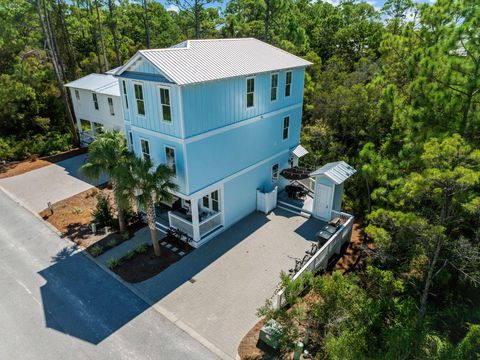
[{"xmin": 314, "ymin": 184, "xmax": 332, "ymax": 220}]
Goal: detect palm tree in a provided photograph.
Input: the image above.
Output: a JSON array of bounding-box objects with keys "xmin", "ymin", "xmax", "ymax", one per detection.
[
  {"xmin": 80, "ymin": 131, "xmax": 130, "ymax": 234},
  {"xmin": 123, "ymin": 155, "xmax": 177, "ymax": 256}
]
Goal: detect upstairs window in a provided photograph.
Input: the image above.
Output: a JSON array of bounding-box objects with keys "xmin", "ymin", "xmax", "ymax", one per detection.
[
  {"xmin": 270, "ymin": 73, "xmax": 278, "ymax": 101},
  {"xmin": 129, "ymin": 131, "xmax": 134, "ymax": 151},
  {"xmin": 211, "ymin": 190, "xmax": 219, "ymax": 212},
  {"xmin": 246, "ymin": 77, "xmax": 255, "ymax": 108},
  {"xmin": 165, "ymin": 146, "xmax": 176, "ymax": 176},
  {"xmin": 107, "ymin": 97, "xmax": 114, "ymax": 116},
  {"xmin": 74, "ymin": 90, "xmax": 80, "ymax": 102},
  {"xmin": 141, "ymin": 139, "xmax": 150, "ymax": 162},
  {"xmin": 134, "ymin": 83, "xmax": 145, "ymax": 116},
  {"xmin": 92, "ymin": 93, "xmax": 99, "ymax": 110},
  {"xmin": 272, "ymin": 164, "xmax": 279, "ymax": 181},
  {"xmin": 122, "ymin": 80, "xmax": 128, "ymax": 109},
  {"xmin": 283, "ymin": 116, "xmax": 290, "ymax": 140},
  {"xmin": 285, "ymin": 71, "xmax": 292, "ymax": 97},
  {"xmin": 159, "ymin": 88, "xmax": 172, "ymax": 122}
]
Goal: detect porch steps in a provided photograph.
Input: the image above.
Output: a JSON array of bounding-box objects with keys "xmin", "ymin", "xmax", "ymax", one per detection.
[{"xmin": 277, "ymin": 200, "xmax": 312, "ymax": 219}]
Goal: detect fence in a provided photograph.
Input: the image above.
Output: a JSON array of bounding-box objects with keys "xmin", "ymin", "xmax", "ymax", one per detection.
[
  {"xmin": 271, "ymin": 212, "xmax": 354, "ymax": 309},
  {"xmin": 256, "ymin": 186, "xmax": 278, "ymax": 214}
]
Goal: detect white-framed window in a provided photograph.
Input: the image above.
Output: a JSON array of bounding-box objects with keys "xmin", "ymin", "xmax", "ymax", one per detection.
[
  {"xmin": 202, "ymin": 194, "xmax": 210, "ymax": 208},
  {"xmin": 140, "ymin": 139, "xmax": 150, "ymax": 161},
  {"xmin": 92, "ymin": 93, "xmax": 99, "ymax": 110},
  {"xmin": 271, "ymin": 73, "xmax": 278, "ymax": 101},
  {"xmin": 285, "ymin": 71, "xmax": 292, "ymax": 97},
  {"xmin": 202, "ymin": 190, "xmax": 220, "ymax": 212},
  {"xmin": 272, "ymin": 164, "xmax": 279, "ymax": 181},
  {"xmin": 107, "ymin": 97, "xmax": 114, "ymax": 116},
  {"xmin": 246, "ymin": 77, "xmax": 255, "ymax": 108},
  {"xmin": 165, "ymin": 146, "xmax": 176, "ymax": 176},
  {"xmin": 74, "ymin": 89, "xmax": 80, "ymax": 102},
  {"xmin": 159, "ymin": 87, "xmax": 172, "ymax": 122},
  {"xmin": 283, "ymin": 116, "xmax": 290, "ymax": 140},
  {"xmin": 122, "ymin": 80, "xmax": 128, "ymax": 109},
  {"xmin": 128, "ymin": 131, "xmax": 134, "ymax": 150},
  {"xmin": 134, "ymin": 83, "xmax": 145, "ymax": 116}
]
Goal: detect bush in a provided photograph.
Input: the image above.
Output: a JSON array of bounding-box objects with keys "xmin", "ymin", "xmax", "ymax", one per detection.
[
  {"xmin": 135, "ymin": 243, "xmax": 148, "ymax": 254},
  {"xmin": 90, "ymin": 245, "xmax": 103, "ymax": 257},
  {"xmin": 122, "ymin": 231, "xmax": 131, "ymax": 241},
  {"xmin": 106, "ymin": 238, "xmax": 118, "ymax": 249},
  {"xmin": 107, "ymin": 257, "xmax": 120, "ymax": 269},
  {"xmin": 123, "ymin": 250, "xmax": 136, "ymax": 260},
  {"xmin": 93, "ymin": 193, "xmax": 114, "ymax": 227}
]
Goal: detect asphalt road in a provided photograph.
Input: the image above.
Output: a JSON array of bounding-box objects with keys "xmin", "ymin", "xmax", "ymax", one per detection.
[{"xmin": 0, "ymin": 189, "xmax": 218, "ymax": 360}]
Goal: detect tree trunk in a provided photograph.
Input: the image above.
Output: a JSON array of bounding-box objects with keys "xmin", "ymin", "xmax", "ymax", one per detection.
[
  {"xmin": 95, "ymin": 0, "xmax": 109, "ymax": 71},
  {"xmin": 146, "ymin": 201, "xmax": 161, "ymax": 256},
  {"xmin": 112, "ymin": 180, "xmax": 127, "ymax": 234},
  {"xmin": 55, "ymin": 0, "xmax": 77, "ymax": 79},
  {"xmin": 194, "ymin": 0, "xmax": 200, "ymax": 39},
  {"xmin": 264, "ymin": 0, "xmax": 270, "ymax": 43},
  {"xmin": 142, "ymin": 0, "xmax": 150, "ymax": 48},
  {"xmin": 36, "ymin": 0, "xmax": 80, "ymax": 147},
  {"xmin": 86, "ymin": 0, "xmax": 103, "ymax": 72},
  {"xmin": 107, "ymin": 0, "xmax": 122, "ymax": 66}
]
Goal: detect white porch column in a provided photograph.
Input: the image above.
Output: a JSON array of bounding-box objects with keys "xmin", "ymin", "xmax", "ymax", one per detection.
[{"xmin": 191, "ymin": 197, "xmax": 200, "ymax": 242}]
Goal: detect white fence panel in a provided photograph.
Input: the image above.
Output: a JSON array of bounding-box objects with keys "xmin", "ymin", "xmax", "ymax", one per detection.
[{"xmin": 256, "ymin": 186, "xmax": 278, "ymax": 214}]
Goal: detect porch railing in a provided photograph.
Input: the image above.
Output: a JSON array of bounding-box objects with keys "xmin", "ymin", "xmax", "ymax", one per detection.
[
  {"xmin": 199, "ymin": 212, "xmax": 222, "ymax": 237},
  {"xmin": 168, "ymin": 211, "xmax": 194, "ymax": 238},
  {"xmin": 271, "ymin": 212, "xmax": 354, "ymax": 310}
]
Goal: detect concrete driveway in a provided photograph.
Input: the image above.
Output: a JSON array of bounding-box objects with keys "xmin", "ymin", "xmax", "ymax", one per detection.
[
  {"xmin": 134, "ymin": 209, "xmax": 325, "ymax": 358},
  {"xmin": 0, "ymin": 189, "xmax": 217, "ymax": 360},
  {"xmin": 0, "ymin": 154, "xmax": 106, "ymax": 212}
]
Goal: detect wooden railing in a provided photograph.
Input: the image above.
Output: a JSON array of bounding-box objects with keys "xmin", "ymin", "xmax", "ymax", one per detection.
[{"xmin": 272, "ymin": 212, "xmax": 354, "ymax": 309}]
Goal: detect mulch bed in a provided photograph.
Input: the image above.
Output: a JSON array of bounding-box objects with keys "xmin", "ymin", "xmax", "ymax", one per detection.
[
  {"xmin": 0, "ymin": 147, "xmax": 87, "ymax": 179},
  {"xmin": 237, "ymin": 318, "xmax": 281, "ymax": 360},
  {"xmin": 111, "ymin": 242, "xmax": 182, "ymax": 283}
]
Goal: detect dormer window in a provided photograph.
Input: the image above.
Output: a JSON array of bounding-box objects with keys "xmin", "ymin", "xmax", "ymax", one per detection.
[
  {"xmin": 285, "ymin": 71, "xmax": 292, "ymax": 97},
  {"xmin": 246, "ymin": 77, "xmax": 255, "ymax": 108},
  {"xmin": 159, "ymin": 87, "xmax": 172, "ymax": 122},
  {"xmin": 92, "ymin": 93, "xmax": 99, "ymax": 110},
  {"xmin": 134, "ymin": 83, "xmax": 145, "ymax": 116}
]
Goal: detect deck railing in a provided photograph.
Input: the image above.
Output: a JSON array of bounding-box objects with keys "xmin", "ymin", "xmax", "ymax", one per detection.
[
  {"xmin": 199, "ymin": 212, "xmax": 222, "ymax": 237},
  {"xmin": 168, "ymin": 210, "xmax": 222, "ymax": 240},
  {"xmin": 271, "ymin": 212, "xmax": 354, "ymax": 309}
]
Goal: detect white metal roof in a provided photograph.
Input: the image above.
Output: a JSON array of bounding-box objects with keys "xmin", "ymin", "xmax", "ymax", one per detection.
[
  {"xmin": 64, "ymin": 74, "xmax": 120, "ymax": 96},
  {"xmin": 310, "ymin": 161, "xmax": 357, "ymax": 185},
  {"xmin": 292, "ymin": 145, "xmax": 308, "ymax": 158},
  {"xmin": 116, "ymin": 38, "xmax": 313, "ymax": 86}
]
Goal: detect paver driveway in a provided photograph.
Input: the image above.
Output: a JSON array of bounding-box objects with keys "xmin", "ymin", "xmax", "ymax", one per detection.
[
  {"xmin": 134, "ymin": 209, "xmax": 325, "ymax": 358},
  {"xmin": 0, "ymin": 153, "xmax": 106, "ymax": 212}
]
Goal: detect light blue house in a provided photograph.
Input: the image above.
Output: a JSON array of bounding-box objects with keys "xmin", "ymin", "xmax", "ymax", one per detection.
[{"xmin": 114, "ymin": 38, "xmax": 313, "ymax": 247}]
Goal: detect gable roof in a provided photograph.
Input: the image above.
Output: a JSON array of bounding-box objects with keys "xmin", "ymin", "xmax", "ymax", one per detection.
[
  {"xmin": 310, "ymin": 161, "xmax": 357, "ymax": 185},
  {"xmin": 64, "ymin": 74, "xmax": 120, "ymax": 96},
  {"xmin": 115, "ymin": 38, "xmax": 313, "ymax": 86}
]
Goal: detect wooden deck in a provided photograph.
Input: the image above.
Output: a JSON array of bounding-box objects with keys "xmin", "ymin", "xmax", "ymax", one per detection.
[{"xmin": 277, "ymin": 190, "xmax": 314, "ymax": 215}]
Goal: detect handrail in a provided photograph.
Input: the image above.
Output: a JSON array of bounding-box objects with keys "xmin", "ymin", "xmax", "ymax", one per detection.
[
  {"xmin": 168, "ymin": 211, "xmax": 192, "ymax": 225},
  {"xmin": 199, "ymin": 211, "xmax": 221, "ymax": 226}
]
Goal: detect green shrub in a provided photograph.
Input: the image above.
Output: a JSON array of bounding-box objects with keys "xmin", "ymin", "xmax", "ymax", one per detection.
[
  {"xmin": 123, "ymin": 250, "xmax": 136, "ymax": 260},
  {"xmin": 93, "ymin": 193, "xmax": 113, "ymax": 227},
  {"xmin": 122, "ymin": 231, "xmax": 131, "ymax": 241},
  {"xmin": 107, "ymin": 257, "xmax": 120, "ymax": 269},
  {"xmin": 106, "ymin": 238, "xmax": 118, "ymax": 249},
  {"xmin": 90, "ymin": 245, "xmax": 103, "ymax": 257},
  {"xmin": 135, "ymin": 243, "xmax": 148, "ymax": 254}
]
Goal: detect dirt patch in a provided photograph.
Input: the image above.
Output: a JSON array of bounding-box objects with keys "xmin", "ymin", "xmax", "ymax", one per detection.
[
  {"xmin": 334, "ymin": 222, "xmax": 373, "ymax": 274},
  {"xmin": 238, "ymin": 318, "xmax": 281, "ymax": 360},
  {"xmin": 111, "ymin": 242, "xmax": 182, "ymax": 283},
  {"xmin": 0, "ymin": 147, "xmax": 87, "ymax": 179}
]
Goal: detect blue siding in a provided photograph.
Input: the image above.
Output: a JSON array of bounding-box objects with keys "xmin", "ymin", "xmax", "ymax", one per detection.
[
  {"xmin": 332, "ymin": 183, "xmax": 344, "ymax": 212},
  {"xmin": 182, "ymin": 68, "xmax": 305, "ymax": 137},
  {"xmin": 185, "ymin": 107, "xmax": 302, "ymax": 194}
]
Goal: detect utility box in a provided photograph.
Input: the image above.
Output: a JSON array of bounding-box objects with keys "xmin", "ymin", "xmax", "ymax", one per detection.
[{"xmin": 259, "ymin": 319, "xmax": 284, "ymax": 350}]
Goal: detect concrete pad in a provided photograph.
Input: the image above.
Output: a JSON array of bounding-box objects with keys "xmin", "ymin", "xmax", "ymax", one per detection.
[
  {"xmin": 0, "ymin": 154, "xmax": 107, "ymax": 213},
  {"xmin": 133, "ymin": 209, "xmax": 325, "ymax": 358}
]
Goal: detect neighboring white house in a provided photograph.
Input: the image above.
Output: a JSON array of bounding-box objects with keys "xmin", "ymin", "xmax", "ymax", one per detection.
[{"xmin": 65, "ymin": 73, "xmax": 123, "ymax": 145}]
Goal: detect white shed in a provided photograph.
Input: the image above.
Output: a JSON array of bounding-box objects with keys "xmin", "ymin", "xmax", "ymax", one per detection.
[{"xmin": 310, "ymin": 161, "xmax": 356, "ymax": 221}]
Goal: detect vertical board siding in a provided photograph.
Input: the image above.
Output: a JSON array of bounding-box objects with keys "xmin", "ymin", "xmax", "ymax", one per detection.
[{"xmin": 182, "ymin": 68, "xmax": 305, "ymax": 137}]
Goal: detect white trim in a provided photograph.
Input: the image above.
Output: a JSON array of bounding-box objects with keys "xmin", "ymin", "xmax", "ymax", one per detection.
[
  {"xmin": 246, "ymin": 76, "xmax": 255, "ymax": 109},
  {"xmin": 285, "ymin": 70, "xmax": 292, "ymax": 98},
  {"xmin": 133, "ymin": 81, "xmax": 146, "ymax": 117},
  {"xmin": 115, "ymin": 52, "xmax": 176, "ymax": 84},
  {"xmin": 184, "ymin": 103, "xmax": 301, "ymax": 144},
  {"xmin": 158, "ymin": 85, "xmax": 173, "ymax": 124},
  {"xmin": 282, "ymin": 115, "xmax": 290, "ymax": 141},
  {"xmin": 188, "ymin": 149, "xmax": 289, "ymax": 198},
  {"xmin": 178, "ymin": 86, "xmax": 185, "ymax": 138},
  {"xmin": 270, "ymin": 72, "xmax": 279, "ymax": 103},
  {"xmin": 131, "ymin": 125, "xmax": 183, "ymax": 143},
  {"xmin": 139, "ymin": 137, "xmax": 151, "ymax": 161}
]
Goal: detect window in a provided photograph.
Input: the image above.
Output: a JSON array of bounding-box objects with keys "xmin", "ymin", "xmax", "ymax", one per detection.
[
  {"xmin": 246, "ymin": 77, "xmax": 255, "ymax": 108},
  {"xmin": 285, "ymin": 71, "xmax": 292, "ymax": 97},
  {"xmin": 165, "ymin": 146, "xmax": 176, "ymax": 176},
  {"xmin": 159, "ymin": 88, "xmax": 171, "ymax": 122},
  {"xmin": 272, "ymin": 164, "xmax": 279, "ymax": 181},
  {"xmin": 80, "ymin": 119, "xmax": 92, "ymax": 135},
  {"xmin": 134, "ymin": 83, "xmax": 145, "ymax": 115},
  {"xmin": 92, "ymin": 93, "xmax": 99, "ymax": 110},
  {"xmin": 270, "ymin": 73, "xmax": 278, "ymax": 101},
  {"xmin": 93, "ymin": 122, "xmax": 104, "ymax": 135},
  {"xmin": 211, "ymin": 190, "xmax": 219, "ymax": 212},
  {"xmin": 283, "ymin": 116, "xmax": 290, "ymax": 140},
  {"xmin": 122, "ymin": 80, "xmax": 128, "ymax": 109},
  {"xmin": 108, "ymin": 97, "xmax": 115, "ymax": 116},
  {"xmin": 202, "ymin": 195, "xmax": 209, "ymax": 208},
  {"xmin": 128, "ymin": 131, "xmax": 134, "ymax": 150},
  {"xmin": 74, "ymin": 89, "xmax": 80, "ymax": 102},
  {"xmin": 141, "ymin": 139, "xmax": 150, "ymax": 161}
]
